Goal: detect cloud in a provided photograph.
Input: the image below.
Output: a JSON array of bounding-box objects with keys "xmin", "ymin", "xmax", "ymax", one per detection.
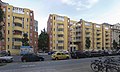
[
  {"xmin": 61, "ymin": 0, "xmax": 99, "ymax": 10},
  {"xmin": 37, "ymin": 17, "xmax": 48, "ymax": 34},
  {"xmin": 88, "ymin": 3, "xmax": 120, "ymax": 24}
]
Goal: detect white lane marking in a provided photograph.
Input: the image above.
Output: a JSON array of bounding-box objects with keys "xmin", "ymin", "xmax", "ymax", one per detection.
[{"xmin": 21, "ymin": 64, "xmax": 36, "ymax": 68}]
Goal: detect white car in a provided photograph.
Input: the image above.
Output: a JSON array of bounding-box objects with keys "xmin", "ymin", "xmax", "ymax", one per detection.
[{"xmin": 0, "ymin": 55, "xmax": 13, "ymax": 63}]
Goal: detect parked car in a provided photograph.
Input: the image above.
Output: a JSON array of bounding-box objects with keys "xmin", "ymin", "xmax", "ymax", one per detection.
[
  {"xmin": 21, "ymin": 53, "xmax": 44, "ymax": 62},
  {"xmin": 70, "ymin": 51, "xmax": 89, "ymax": 59},
  {"xmin": 51, "ymin": 52, "xmax": 70, "ymax": 60},
  {"xmin": 48, "ymin": 51, "xmax": 57, "ymax": 55},
  {"xmin": 0, "ymin": 54, "xmax": 13, "ymax": 63},
  {"xmin": 89, "ymin": 51, "xmax": 102, "ymax": 57}
]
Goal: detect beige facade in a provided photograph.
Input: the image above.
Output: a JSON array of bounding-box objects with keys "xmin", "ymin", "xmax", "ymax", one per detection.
[
  {"xmin": 47, "ymin": 14, "xmax": 70, "ymax": 51},
  {"xmin": 0, "ymin": 2, "xmax": 38, "ymax": 55},
  {"xmin": 70, "ymin": 19, "xmax": 111, "ymax": 52}
]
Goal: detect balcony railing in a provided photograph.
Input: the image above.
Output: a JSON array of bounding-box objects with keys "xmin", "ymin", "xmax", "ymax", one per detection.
[
  {"xmin": 13, "ymin": 35, "xmax": 22, "ymax": 38},
  {"xmin": 13, "ymin": 41, "xmax": 22, "ymax": 46},
  {"xmin": 14, "ymin": 26, "xmax": 23, "ymax": 31},
  {"xmin": 14, "ymin": 18, "xmax": 22, "ymax": 24}
]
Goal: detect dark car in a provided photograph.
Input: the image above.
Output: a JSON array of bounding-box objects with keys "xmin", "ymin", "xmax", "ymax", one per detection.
[
  {"xmin": 21, "ymin": 53, "xmax": 44, "ymax": 62},
  {"xmin": 89, "ymin": 51, "xmax": 102, "ymax": 57},
  {"xmin": 70, "ymin": 51, "xmax": 88, "ymax": 59}
]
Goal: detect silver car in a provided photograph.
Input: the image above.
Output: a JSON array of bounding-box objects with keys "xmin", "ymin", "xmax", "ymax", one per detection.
[{"xmin": 0, "ymin": 55, "xmax": 13, "ymax": 63}]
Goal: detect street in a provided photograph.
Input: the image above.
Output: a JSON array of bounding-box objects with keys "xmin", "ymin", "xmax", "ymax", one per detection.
[{"xmin": 0, "ymin": 58, "xmax": 95, "ymax": 72}]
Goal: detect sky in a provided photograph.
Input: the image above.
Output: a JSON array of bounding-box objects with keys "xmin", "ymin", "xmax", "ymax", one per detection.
[{"xmin": 2, "ymin": 0, "xmax": 120, "ymax": 34}]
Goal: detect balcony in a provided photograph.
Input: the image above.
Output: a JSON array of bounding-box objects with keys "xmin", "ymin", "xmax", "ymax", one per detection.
[
  {"xmin": 76, "ymin": 34, "xmax": 81, "ymax": 37},
  {"xmin": 85, "ymin": 26, "xmax": 92, "ymax": 28},
  {"xmin": 76, "ymin": 39, "xmax": 81, "ymax": 42},
  {"xmin": 57, "ymin": 31, "xmax": 64, "ymax": 34},
  {"xmin": 96, "ymin": 31, "xmax": 101, "ymax": 34},
  {"xmin": 13, "ymin": 41, "xmax": 22, "ymax": 46},
  {"xmin": 76, "ymin": 29, "xmax": 81, "ymax": 32},
  {"xmin": 14, "ymin": 18, "xmax": 22, "ymax": 24},
  {"xmin": 86, "ymin": 35, "xmax": 91, "ymax": 37},
  {"xmin": 106, "ymin": 45, "xmax": 110, "ymax": 47},
  {"xmin": 96, "ymin": 40, "xmax": 101, "ymax": 43},
  {"xmin": 106, "ymin": 37, "xmax": 110, "ymax": 39},
  {"xmin": 106, "ymin": 40, "xmax": 110, "ymax": 43},
  {"xmin": 13, "ymin": 35, "xmax": 22, "ymax": 38},
  {"xmin": 96, "ymin": 44, "xmax": 101, "ymax": 47},
  {"xmin": 58, "ymin": 43, "xmax": 64, "ymax": 46},
  {"xmin": 14, "ymin": 26, "xmax": 23, "ymax": 31},
  {"xmin": 58, "ymin": 25, "xmax": 64, "ymax": 28},
  {"xmin": 85, "ymin": 30, "xmax": 91, "ymax": 33},
  {"xmin": 96, "ymin": 36, "xmax": 101, "ymax": 38},
  {"xmin": 57, "ymin": 37, "xmax": 64, "ymax": 40}
]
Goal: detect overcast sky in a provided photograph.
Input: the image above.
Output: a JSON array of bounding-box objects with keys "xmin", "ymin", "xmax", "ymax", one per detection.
[{"xmin": 2, "ymin": 0, "xmax": 120, "ymax": 34}]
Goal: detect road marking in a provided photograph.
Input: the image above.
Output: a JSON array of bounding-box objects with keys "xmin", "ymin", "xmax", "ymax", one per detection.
[{"xmin": 21, "ymin": 64, "xmax": 36, "ymax": 68}]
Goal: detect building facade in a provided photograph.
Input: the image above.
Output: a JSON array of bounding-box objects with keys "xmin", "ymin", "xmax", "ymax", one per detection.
[
  {"xmin": 69, "ymin": 19, "xmax": 111, "ymax": 52},
  {"xmin": 102, "ymin": 23, "xmax": 111, "ymax": 50},
  {"xmin": 0, "ymin": 1, "xmax": 38, "ymax": 55},
  {"xmin": 111, "ymin": 23, "xmax": 120, "ymax": 48},
  {"xmin": 47, "ymin": 14, "xmax": 70, "ymax": 51}
]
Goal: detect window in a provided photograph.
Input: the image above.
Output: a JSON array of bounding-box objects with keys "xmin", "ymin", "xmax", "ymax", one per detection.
[
  {"xmin": 58, "ymin": 40, "xmax": 64, "ymax": 43},
  {"xmin": 58, "ymin": 28, "xmax": 64, "ymax": 31},
  {"xmin": 58, "ymin": 46, "xmax": 63, "ymax": 49},
  {"xmin": 8, "ymin": 23, "xmax": 10, "ymax": 26},
  {"xmin": 30, "ymin": 26, "xmax": 32, "ymax": 29},
  {"xmin": 8, "ymin": 30, "xmax": 9, "ymax": 34},
  {"xmin": 50, "ymin": 16, "xmax": 52, "ymax": 19},
  {"xmin": 8, "ymin": 15, "xmax": 10, "ymax": 20},
  {"xmin": 96, "ymin": 25, "xmax": 100, "ymax": 28},
  {"xmin": 26, "ymin": 18, "xmax": 28, "ymax": 22},
  {"xmin": 27, "ymin": 12, "xmax": 29, "ymax": 15},
  {"xmin": 56, "ymin": 16, "xmax": 64, "ymax": 21},
  {"xmin": 8, "ymin": 38, "xmax": 10, "ymax": 41},
  {"xmin": 57, "ymin": 53, "xmax": 61, "ymax": 55},
  {"xmin": 3, "ymin": 8, "xmax": 6, "ymax": 12},
  {"xmin": 30, "ymin": 13, "xmax": 32, "ymax": 16},
  {"xmin": 26, "ymin": 25, "xmax": 28, "ymax": 29},
  {"xmin": 30, "ymin": 33, "xmax": 32, "ymax": 36},
  {"xmin": 30, "ymin": 39, "xmax": 32, "ymax": 43},
  {"xmin": 30, "ymin": 19, "xmax": 32, "ymax": 21},
  {"xmin": 54, "ymin": 16, "xmax": 55, "ymax": 20},
  {"xmin": 58, "ymin": 34, "xmax": 64, "ymax": 37},
  {"xmin": 8, "ymin": 45, "xmax": 9, "ymax": 49},
  {"xmin": 8, "ymin": 8, "xmax": 10, "ymax": 12},
  {"xmin": 85, "ymin": 23, "xmax": 91, "ymax": 26}
]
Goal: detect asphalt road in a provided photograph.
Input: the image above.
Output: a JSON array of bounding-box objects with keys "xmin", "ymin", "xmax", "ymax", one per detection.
[{"xmin": 0, "ymin": 58, "xmax": 95, "ymax": 72}]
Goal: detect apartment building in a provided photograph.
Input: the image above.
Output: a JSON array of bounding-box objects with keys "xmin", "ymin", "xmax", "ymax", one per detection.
[
  {"xmin": 70, "ymin": 19, "xmax": 111, "ymax": 52},
  {"xmin": 102, "ymin": 23, "xmax": 111, "ymax": 50},
  {"xmin": 47, "ymin": 14, "xmax": 70, "ymax": 51},
  {"xmin": 33, "ymin": 20, "xmax": 38, "ymax": 53},
  {"xmin": 69, "ymin": 20, "xmax": 78, "ymax": 52},
  {"xmin": 0, "ymin": 1, "xmax": 38, "ymax": 55},
  {"xmin": 111, "ymin": 23, "xmax": 120, "ymax": 44}
]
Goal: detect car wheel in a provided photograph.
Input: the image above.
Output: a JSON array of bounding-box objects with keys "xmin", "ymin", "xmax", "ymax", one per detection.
[
  {"xmin": 40, "ymin": 58, "xmax": 44, "ymax": 61},
  {"xmin": 55, "ymin": 57, "xmax": 58, "ymax": 60},
  {"xmin": 66, "ymin": 57, "xmax": 69, "ymax": 59},
  {"xmin": 2, "ymin": 60, "xmax": 6, "ymax": 63},
  {"xmin": 22, "ymin": 59, "xmax": 26, "ymax": 62}
]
